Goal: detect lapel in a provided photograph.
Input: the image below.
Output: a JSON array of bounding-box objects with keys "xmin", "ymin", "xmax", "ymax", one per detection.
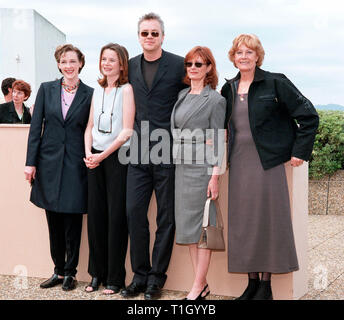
[
  {"xmin": 8, "ymin": 101, "xmax": 18, "ymax": 122},
  {"xmin": 64, "ymin": 80, "xmax": 88, "ymax": 123},
  {"xmin": 135, "ymin": 50, "xmax": 169, "ymax": 93},
  {"xmin": 253, "ymin": 66, "xmax": 265, "ymax": 82},
  {"xmin": 226, "ymin": 66, "xmax": 265, "ymax": 85},
  {"xmin": 135, "ymin": 55, "xmax": 149, "ymax": 92},
  {"xmin": 9, "ymin": 101, "xmax": 26, "ymax": 122},
  {"xmin": 50, "ymin": 78, "xmax": 64, "ymax": 124},
  {"xmin": 22, "ymin": 103, "xmax": 29, "ymax": 122},
  {"xmin": 149, "ymin": 50, "xmax": 168, "ymax": 93},
  {"xmin": 171, "ymin": 87, "xmax": 189, "ymax": 130},
  {"xmin": 8, "ymin": 101, "xmax": 15, "ymax": 114},
  {"xmin": 177, "ymin": 85, "xmax": 211, "ymax": 130}
]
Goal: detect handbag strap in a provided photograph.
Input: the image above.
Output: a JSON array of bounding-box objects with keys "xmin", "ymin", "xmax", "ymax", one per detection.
[{"xmin": 202, "ymin": 198, "xmax": 224, "ymax": 229}]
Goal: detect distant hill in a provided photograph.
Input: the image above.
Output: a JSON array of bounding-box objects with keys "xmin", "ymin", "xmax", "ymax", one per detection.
[{"xmin": 315, "ymin": 104, "xmax": 344, "ymax": 111}]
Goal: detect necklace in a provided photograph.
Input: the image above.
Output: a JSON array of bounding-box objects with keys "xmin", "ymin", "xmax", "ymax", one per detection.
[
  {"xmin": 97, "ymin": 87, "xmax": 118, "ymax": 134},
  {"xmin": 238, "ymin": 94, "xmax": 246, "ymax": 101},
  {"xmin": 62, "ymin": 92, "xmax": 71, "ymax": 108},
  {"xmin": 62, "ymin": 78, "xmax": 80, "ymax": 93}
]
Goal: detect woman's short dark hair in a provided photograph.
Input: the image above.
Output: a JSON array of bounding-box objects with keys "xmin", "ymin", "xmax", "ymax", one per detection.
[
  {"xmin": 12, "ymin": 80, "xmax": 31, "ymax": 101},
  {"xmin": 98, "ymin": 43, "xmax": 129, "ymax": 88},
  {"xmin": 54, "ymin": 44, "xmax": 85, "ymax": 74}
]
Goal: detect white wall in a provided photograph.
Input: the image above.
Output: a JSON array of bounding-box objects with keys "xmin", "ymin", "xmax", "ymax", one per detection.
[
  {"xmin": 34, "ymin": 11, "xmax": 65, "ymax": 93},
  {"xmin": 0, "ymin": 8, "xmax": 65, "ymax": 106}
]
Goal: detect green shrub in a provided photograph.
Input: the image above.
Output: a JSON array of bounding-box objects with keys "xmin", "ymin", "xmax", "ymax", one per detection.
[{"xmin": 309, "ymin": 110, "xmax": 344, "ymax": 179}]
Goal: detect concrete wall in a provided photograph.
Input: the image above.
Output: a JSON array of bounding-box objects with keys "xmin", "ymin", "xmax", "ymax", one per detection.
[
  {"xmin": 0, "ymin": 9, "xmax": 65, "ymax": 105},
  {"xmin": 0, "ymin": 125, "xmax": 309, "ymax": 299}
]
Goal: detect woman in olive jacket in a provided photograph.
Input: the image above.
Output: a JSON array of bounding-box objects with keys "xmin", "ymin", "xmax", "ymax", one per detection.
[{"xmin": 221, "ymin": 34, "xmax": 319, "ymax": 300}]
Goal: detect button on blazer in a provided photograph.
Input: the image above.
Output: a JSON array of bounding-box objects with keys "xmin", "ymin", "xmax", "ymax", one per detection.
[{"xmin": 25, "ymin": 78, "xmax": 93, "ymax": 213}]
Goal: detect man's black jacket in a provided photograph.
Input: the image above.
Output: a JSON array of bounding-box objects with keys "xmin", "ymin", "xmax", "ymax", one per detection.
[{"xmin": 128, "ymin": 50, "xmax": 186, "ymax": 165}]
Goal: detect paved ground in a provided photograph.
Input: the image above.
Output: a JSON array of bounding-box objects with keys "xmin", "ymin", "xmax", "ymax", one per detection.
[
  {"xmin": 300, "ymin": 215, "xmax": 344, "ymax": 300},
  {"xmin": 0, "ymin": 215, "xmax": 343, "ymax": 300}
]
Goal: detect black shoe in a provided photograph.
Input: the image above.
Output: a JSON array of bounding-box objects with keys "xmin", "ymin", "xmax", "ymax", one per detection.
[
  {"xmin": 85, "ymin": 277, "xmax": 103, "ymax": 293},
  {"xmin": 252, "ymin": 280, "xmax": 273, "ymax": 300},
  {"xmin": 235, "ymin": 278, "xmax": 261, "ymax": 300},
  {"xmin": 103, "ymin": 285, "xmax": 123, "ymax": 295},
  {"xmin": 197, "ymin": 284, "xmax": 210, "ymax": 300},
  {"xmin": 144, "ymin": 284, "xmax": 162, "ymax": 300},
  {"xmin": 40, "ymin": 274, "xmax": 64, "ymax": 289},
  {"xmin": 62, "ymin": 276, "xmax": 77, "ymax": 291},
  {"xmin": 120, "ymin": 282, "xmax": 146, "ymax": 298},
  {"xmin": 183, "ymin": 284, "xmax": 210, "ymax": 300}
]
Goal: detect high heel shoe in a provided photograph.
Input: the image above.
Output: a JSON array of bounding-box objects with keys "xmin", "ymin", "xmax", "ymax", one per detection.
[
  {"xmin": 199, "ymin": 284, "xmax": 210, "ymax": 300},
  {"xmin": 197, "ymin": 284, "xmax": 210, "ymax": 300},
  {"xmin": 183, "ymin": 284, "xmax": 210, "ymax": 300}
]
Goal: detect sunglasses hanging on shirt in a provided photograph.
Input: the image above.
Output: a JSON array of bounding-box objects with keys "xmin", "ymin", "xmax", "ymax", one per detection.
[{"xmin": 98, "ymin": 87, "xmax": 118, "ymax": 134}]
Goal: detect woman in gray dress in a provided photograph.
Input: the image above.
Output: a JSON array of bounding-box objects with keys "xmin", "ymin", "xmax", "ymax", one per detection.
[
  {"xmin": 171, "ymin": 46, "xmax": 226, "ymax": 300},
  {"xmin": 221, "ymin": 34, "xmax": 319, "ymax": 300}
]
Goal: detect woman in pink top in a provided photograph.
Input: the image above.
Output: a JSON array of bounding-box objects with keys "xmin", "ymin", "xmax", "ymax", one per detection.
[{"xmin": 24, "ymin": 44, "xmax": 93, "ymax": 291}]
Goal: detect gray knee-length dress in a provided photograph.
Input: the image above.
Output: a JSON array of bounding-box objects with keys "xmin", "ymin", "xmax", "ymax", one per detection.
[
  {"xmin": 174, "ymin": 94, "xmax": 218, "ymax": 244},
  {"xmin": 228, "ymin": 94, "xmax": 299, "ymax": 273}
]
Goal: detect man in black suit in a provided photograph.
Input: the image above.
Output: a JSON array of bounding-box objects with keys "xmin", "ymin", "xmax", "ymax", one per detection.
[{"xmin": 120, "ymin": 12, "xmax": 186, "ymax": 300}]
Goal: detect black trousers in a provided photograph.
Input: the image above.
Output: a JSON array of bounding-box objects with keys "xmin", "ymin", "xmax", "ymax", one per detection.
[
  {"xmin": 87, "ymin": 149, "xmax": 128, "ymax": 286},
  {"xmin": 126, "ymin": 163, "xmax": 175, "ymax": 287},
  {"xmin": 45, "ymin": 210, "xmax": 83, "ymax": 277}
]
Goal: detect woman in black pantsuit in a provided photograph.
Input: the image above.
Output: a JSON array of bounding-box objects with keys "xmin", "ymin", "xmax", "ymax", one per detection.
[
  {"xmin": 24, "ymin": 44, "xmax": 93, "ymax": 291},
  {"xmin": 84, "ymin": 43, "xmax": 135, "ymax": 295}
]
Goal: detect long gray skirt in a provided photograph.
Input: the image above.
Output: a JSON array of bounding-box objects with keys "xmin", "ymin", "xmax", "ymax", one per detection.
[
  {"xmin": 175, "ymin": 164, "xmax": 216, "ymax": 244},
  {"xmin": 228, "ymin": 94, "xmax": 299, "ymax": 273}
]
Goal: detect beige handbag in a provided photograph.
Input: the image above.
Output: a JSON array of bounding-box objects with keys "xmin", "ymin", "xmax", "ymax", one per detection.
[{"xmin": 198, "ymin": 198, "xmax": 225, "ymax": 251}]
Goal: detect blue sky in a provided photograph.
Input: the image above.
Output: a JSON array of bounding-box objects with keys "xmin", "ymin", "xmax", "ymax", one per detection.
[{"xmin": 1, "ymin": 0, "xmax": 344, "ymax": 105}]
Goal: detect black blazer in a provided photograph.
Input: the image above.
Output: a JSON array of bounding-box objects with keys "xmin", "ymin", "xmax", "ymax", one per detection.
[
  {"xmin": 25, "ymin": 78, "xmax": 93, "ymax": 213},
  {"xmin": 128, "ymin": 50, "xmax": 187, "ymax": 165},
  {"xmin": 0, "ymin": 101, "xmax": 31, "ymax": 124}
]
